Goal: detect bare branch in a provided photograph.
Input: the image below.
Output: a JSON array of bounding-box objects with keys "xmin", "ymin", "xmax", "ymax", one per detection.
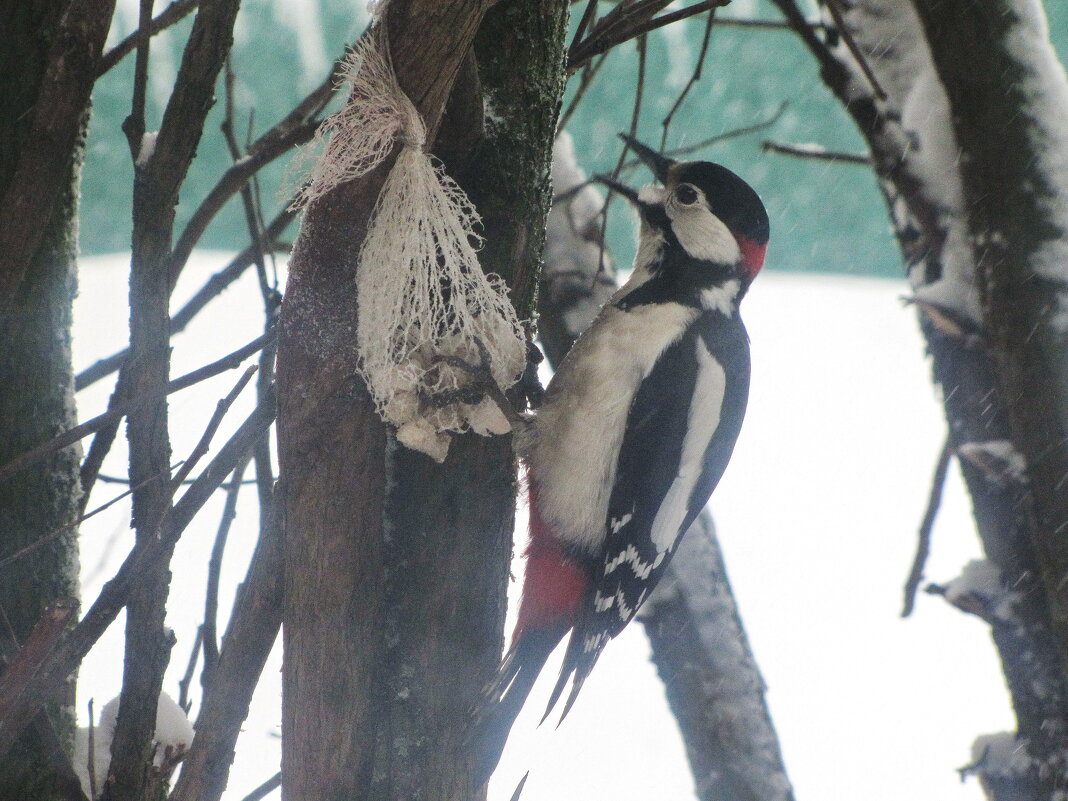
[
  {"xmin": 75, "ymin": 210, "xmax": 296, "ymax": 392},
  {"xmin": 99, "ymin": 0, "xmax": 200, "ymax": 76},
  {"xmin": 201, "ymin": 457, "xmax": 252, "ymax": 686},
  {"xmin": 761, "ymin": 139, "xmax": 870, "ymax": 165},
  {"xmin": 0, "ymin": 399, "xmax": 275, "ymax": 765},
  {"xmin": 659, "ymin": 11, "xmax": 715, "ymax": 150},
  {"xmin": 87, "ymin": 699, "xmax": 97, "ymax": 801},
  {"xmin": 121, "ymin": 0, "xmax": 155, "ymax": 156},
  {"xmin": 168, "ymin": 365, "xmax": 258, "ymax": 491},
  {"xmin": 822, "ymin": 0, "xmax": 888, "ymax": 100},
  {"xmin": 0, "ymin": 332, "xmax": 272, "ymax": 486},
  {"xmin": 177, "ymin": 627, "xmax": 203, "ymax": 713},
  {"xmin": 568, "ymin": 1, "xmax": 727, "ymax": 72},
  {"xmin": 239, "ymin": 773, "xmax": 281, "ymax": 801},
  {"xmin": 901, "ymin": 437, "xmax": 952, "ymax": 618}
]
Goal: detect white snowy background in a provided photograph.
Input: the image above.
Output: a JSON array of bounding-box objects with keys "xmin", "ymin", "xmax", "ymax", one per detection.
[{"xmin": 73, "ymin": 253, "xmax": 1013, "ymax": 801}]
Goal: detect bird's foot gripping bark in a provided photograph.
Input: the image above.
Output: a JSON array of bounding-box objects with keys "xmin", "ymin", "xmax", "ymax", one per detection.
[{"xmin": 430, "ymin": 337, "xmax": 536, "ymax": 429}]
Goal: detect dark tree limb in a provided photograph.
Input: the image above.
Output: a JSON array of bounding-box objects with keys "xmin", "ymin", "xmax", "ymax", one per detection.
[
  {"xmin": 238, "ymin": 773, "xmax": 281, "ymax": 801},
  {"xmin": 99, "ymin": 0, "xmax": 200, "ymax": 76},
  {"xmin": 762, "ymin": 139, "xmax": 870, "ymax": 165},
  {"xmin": 902, "ymin": 437, "xmax": 952, "ymax": 618},
  {"xmin": 0, "ymin": 0, "xmax": 116, "ymax": 325},
  {"xmin": 110, "ymin": 4, "xmax": 244, "ymax": 793},
  {"xmin": 568, "ymin": 1, "xmax": 727, "ymax": 72}
]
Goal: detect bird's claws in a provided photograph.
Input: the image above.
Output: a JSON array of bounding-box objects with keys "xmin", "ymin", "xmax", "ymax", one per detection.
[{"xmin": 431, "ymin": 338, "xmax": 528, "ymax": 428}]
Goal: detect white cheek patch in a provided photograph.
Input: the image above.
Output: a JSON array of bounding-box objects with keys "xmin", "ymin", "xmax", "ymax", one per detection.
[
  {"xmin": 668, "ymin": 203, "xmax": 741, "ymax": 265},
  {"xmin": 649, "ymin": 337, "xmax": 727, "ymax": 553}
]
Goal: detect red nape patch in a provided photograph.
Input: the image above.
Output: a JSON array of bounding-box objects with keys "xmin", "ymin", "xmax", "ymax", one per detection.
[
  {"xmin": 738, "ymin": 236, "xmax": 767, "ymax": 280},
  {"xmin": 513, "ymin": 485, "xmax": 589, "ymax": 638}
]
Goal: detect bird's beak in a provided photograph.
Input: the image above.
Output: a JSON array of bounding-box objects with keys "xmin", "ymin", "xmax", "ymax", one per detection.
[{"xmin": 619, "ymin": 133, "xmax": 674, "ymax": 183}]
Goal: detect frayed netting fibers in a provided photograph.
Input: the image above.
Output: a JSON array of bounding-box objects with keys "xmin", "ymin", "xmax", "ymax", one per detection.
[{"xmin": 291, "ymin": 30, "xmax": 525, "ymax": 462}]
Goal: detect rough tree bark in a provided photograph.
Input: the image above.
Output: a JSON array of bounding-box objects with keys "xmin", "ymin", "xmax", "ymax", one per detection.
[
  {"xmin": 375, "ymin": 3, "xmax": 567, "ymax": 799},
  {"xmin": 0, "ymin": 1, "xmax": 113, "ymax": 796},
  {"xmin": 277, "ymin": 1, "xmax": 569, "ymax": 798}
]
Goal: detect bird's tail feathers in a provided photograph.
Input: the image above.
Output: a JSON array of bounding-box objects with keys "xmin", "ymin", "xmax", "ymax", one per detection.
[
  {"xmin": 470, "ymin": 624, "xmax": 569, "ymax": 786},
  {"xmin": 541, "ymin": 618, "xmax": 605, "ymax": 727}
]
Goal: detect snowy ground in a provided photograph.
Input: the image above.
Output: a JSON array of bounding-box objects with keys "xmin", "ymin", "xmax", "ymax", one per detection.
[{"xmin": 73, "ymin": 253, "xmax": 1012, "ymax": 801}]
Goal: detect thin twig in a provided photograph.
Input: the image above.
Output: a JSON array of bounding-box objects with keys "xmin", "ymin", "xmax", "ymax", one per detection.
[
  {"xmin": 569, "ymin": 0, "xmax": 727, "ymax": 71},
  {"xmin": 660, "ymin": 10, "xmax": 716, "ymax": 151},
  {"xmin": 508, "ymin": 772, "xmax": 530, "ymax": 801},
  {"xmin": 240, "ymin": 772, "xmax": 282, "ymax": 801},
  {"xmin": 626, "ymin": 101, "xmax": 789, "ymax": 168},
  {"xmin": 120, "ymin": 0, "xmax": 155, "ymax": 157},
  {"xmin": 98, "ymin": 0, "xmax": 199, "ymax": 75},
  {"xmin": 902, "ymin": 437, "xmax": 953, "ymax": 617},
  {"xmin": 821, "ymin": 0, "xmax": 888, "ymax": 101},
  {"xmin": 714, "ymin": 17, "xmax": 827, "ymax": 31},
  {"xmin": 87, "ymin": 698, "xmax": 97, "ymax": 801},
  {"xmin": 169, "ymin": 364, "xmax": 258, "ymax": 491},
  {"xmin": 571, "ymin": 0, "xmax": 599, "ymax": 53},
  {"xmin": 0, "ymin": 332, "xmax": 273, "ymax": 486},
  {"xmin": 178, "ymin": 626, "xmax": 203, "ymax": 713},
  {"xmin": 762, "ymin": 139, "xmax": 870, "ymax": 164},
  {"xmin": 596, "ymin": 34, "xmax": 647, "ymax": 286},
  {"xmin": 0, "ymin": 465, "xmax": 175, "ymax": 572},
  {"xmin": 95, "ymin": 473, "xmax": 258, "ymax": 487},
  {"xmin": 201, "ymin": 456, "xmax": 251, "ymax": 687}
]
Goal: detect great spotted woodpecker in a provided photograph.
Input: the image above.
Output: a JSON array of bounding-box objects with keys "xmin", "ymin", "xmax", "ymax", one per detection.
[{"xmin": 474, "ymin": 135, "xmax": 769, "ymax": 780}]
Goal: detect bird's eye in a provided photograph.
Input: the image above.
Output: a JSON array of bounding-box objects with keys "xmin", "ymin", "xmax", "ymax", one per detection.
[{"xmin": 676, "ymin": 184, "xmax": 699, "ymax": 206}]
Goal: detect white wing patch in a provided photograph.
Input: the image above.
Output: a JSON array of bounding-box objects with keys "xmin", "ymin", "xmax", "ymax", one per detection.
[
  {"xmin": 667, "ymin": 194, "xmax": 741, "ymax": 265},
  {"xmin": 700, "ymin": 279, "xmax": 740, "ymax": 316},
  {"xmin": 650, "ymin": 337, "xmax": 727, "ymax": 553}
]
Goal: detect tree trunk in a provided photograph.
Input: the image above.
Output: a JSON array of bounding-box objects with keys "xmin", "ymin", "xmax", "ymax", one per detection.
[
  {"xmin": 0, "ymin": 1, "xmax": 100, "ymax": 796},
  {"xmin": 372, "ymin": 4, "xmax": 569, "ymax": 798},
  {"xmin": 275, "ymin": 3, "xmax": 544, "ymax": 799},
  {"xmin": 908, "ymin": 0, "xmax": 1068, "ymax": 791}
]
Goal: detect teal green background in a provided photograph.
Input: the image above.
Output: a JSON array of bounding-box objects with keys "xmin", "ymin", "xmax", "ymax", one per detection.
[{"xmin": 82, "ymin": 1, "xmax": 1068, "ymax": 279}]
